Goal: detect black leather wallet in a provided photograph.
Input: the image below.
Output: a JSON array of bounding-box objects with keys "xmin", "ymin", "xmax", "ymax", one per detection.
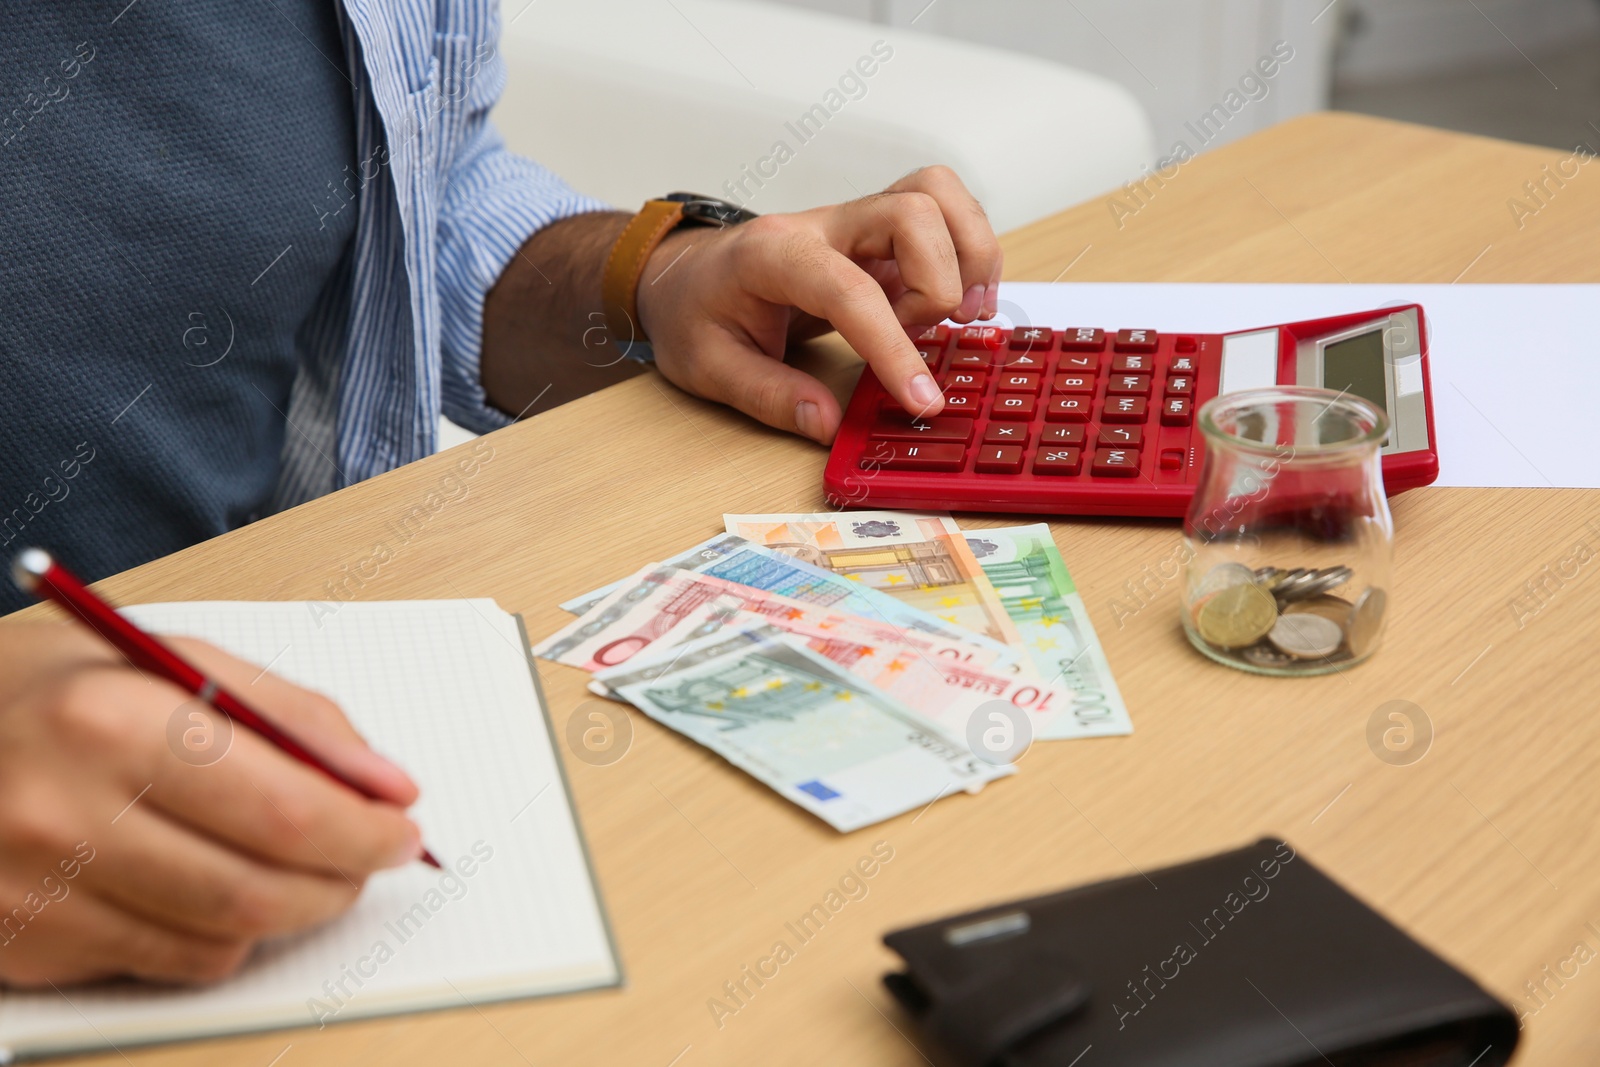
[{"xmin": 882, "ymin": 839, "xmax": 1519, "ymax": 1067}]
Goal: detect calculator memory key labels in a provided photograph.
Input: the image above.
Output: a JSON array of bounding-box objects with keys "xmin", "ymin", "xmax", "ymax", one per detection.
[
  {"xmin": 1107, "ymin": 374, "xmax": 1151, "ymax": 396},
  {"xmin": 1114, "ymin": 329, "xmax": 1158, "ymax": 353},
  {"xmin": 1092, "ymin": 447, "xmax": 1141, "ymax": 477},
  {"xmin": 1111, "ymin": 353, "xmax": 1153, "ymax": 373},
  {"xmin": 1060, "ymin": 328, "xmax": 1104, "ymax": 352},
  {"xmin": 1102, "ymin": 396, "xmax": 1148, "ymax": 422}
]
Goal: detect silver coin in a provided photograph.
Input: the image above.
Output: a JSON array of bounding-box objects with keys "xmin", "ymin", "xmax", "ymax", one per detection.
[
  {"xmin": 1267, "ymin": 612, "xmax": 1345, "ymax": 659},
  {"xmin": 1193, "ymin": 562, "xmax": 1258, "ymax": 600},
  {"xmin": 1347, "ymin": 587, "xmax": 1388, "ymax": 658},
  {"xmin": 1240, "ymin": 642, "xmax": 1297, "ymax": 669}
]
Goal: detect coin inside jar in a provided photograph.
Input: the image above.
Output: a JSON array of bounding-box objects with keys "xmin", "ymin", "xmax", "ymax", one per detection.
[
  {"xmin": 1193, "ymin": 562, "xmax": 1258, "ymax": 600},
  {"xmin": 1346, "ymin": 587, "xmax": 1388, "ymax": 658},
  {"xmin": 1240, "ymin": 642, "xmax": 1297, "ymax": 670},
  {"xmin": 1282, "ymin": 594, "xmax": 1355, "ymax": 627},
  {"xmin": 1267, "ymin": 612, "xmax": 1345, "ymax": 659},
  {"xmin": 1194, "ymin": 581, "xmax": 1278, "ymax": 649}
]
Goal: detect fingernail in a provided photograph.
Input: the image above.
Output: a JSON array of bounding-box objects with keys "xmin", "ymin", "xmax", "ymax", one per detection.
[
  {"xmin": 795, "ymin": 400, "xmax": 824, "ymax": 443},
  {"xmin": 957, "ymin": 284, "xmax": 984, "ymax": 322},
  {"xmin": 385, "ymin": 827, "xmax": 424, "ymax": 868},
  {"xmin": 908, "ymin": 374, "xmax": 943, "ymax": 415}
]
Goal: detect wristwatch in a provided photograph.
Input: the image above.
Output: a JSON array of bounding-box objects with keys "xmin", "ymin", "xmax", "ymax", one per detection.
[{"xmin": 600, "ymin": 192, "xmax": 759, "ymax": 363}]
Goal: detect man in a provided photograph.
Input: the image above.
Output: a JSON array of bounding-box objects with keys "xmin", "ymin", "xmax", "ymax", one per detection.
[{"xmin": 0, "ymin": 2, "xmax": 1000, "ymax": 985}]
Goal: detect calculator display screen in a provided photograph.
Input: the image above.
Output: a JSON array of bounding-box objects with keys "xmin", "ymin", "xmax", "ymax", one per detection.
[{"xmin": 1321, "ymin": 329, "xmax": 1388, "ymax": 411}]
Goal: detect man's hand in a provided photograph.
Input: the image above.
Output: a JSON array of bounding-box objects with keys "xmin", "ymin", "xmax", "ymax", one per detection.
[
  {"xmin": 0, "ymin": 624, "xmax": 423, "ymax": 987},
  {"xmin": 636, "ymin": 166, "xmax": 1002, "ymax": 443}
]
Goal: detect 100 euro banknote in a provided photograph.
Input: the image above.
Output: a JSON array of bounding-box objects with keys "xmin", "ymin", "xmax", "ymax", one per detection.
[
  {"xmin": 724, "ymin": 512, "xmax": 1024, "ymax": 652},
  {"xmin": 964, "ymin": 524, "xmax": 1133, "ymax": 739},
  {"xmin": 600, "ymin": 630, "xmax": 1013, "ymax": 831}
]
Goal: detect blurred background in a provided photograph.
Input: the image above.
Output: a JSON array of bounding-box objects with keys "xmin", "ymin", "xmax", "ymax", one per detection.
[{"xmin": 494, "ymin": 0, "xmax": 1600, "ymax": 232}]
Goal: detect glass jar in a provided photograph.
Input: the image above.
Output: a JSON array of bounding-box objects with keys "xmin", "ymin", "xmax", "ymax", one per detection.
[{"xmin": 1181, "ymin": 386, "xmax": 1394, "ymax": 676}]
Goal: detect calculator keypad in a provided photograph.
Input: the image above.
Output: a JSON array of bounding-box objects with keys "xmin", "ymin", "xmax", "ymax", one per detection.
[{"xmin": 853, "ymin": 323, "xmax": 1215, "ymax": 493}]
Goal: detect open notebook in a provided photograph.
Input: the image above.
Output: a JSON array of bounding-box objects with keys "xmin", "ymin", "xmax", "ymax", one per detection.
[{"xmin": 0, "ymin": 600, "xmax": 620, "ymax": 1061}]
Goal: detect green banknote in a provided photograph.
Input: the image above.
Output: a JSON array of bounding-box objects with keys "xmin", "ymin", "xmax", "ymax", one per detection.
[{"xmin": 963, "ymin": 525, "xmax": 1133, "ymax": 738}]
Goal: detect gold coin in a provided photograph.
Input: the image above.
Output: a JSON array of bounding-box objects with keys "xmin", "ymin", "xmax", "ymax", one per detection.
[
  {"xmin": 1283, "ymin": 594, "xmax": 1355, "ymax": 628},
  {"xmin": 1347, "ymin": 587, "xmax": 1388, "ymax": 658},
  {"xmin": 1195, "ymin": 581, "xmax": 1279, "ymax": 649}
]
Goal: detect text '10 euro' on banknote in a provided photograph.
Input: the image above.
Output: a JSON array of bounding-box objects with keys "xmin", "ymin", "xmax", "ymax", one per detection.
[
  {"xmin": 597, "ymin": 630, "xmax": 1014, "ymax": 831},
  {"xmin": 589, "ymin": 609, "xmax": 1069, "ymax": 742}
]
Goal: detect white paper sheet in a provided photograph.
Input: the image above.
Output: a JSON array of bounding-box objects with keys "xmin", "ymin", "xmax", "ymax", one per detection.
[{"xmin": 982, "ymin": 282, "xmax": 1599, "ymax": 489}]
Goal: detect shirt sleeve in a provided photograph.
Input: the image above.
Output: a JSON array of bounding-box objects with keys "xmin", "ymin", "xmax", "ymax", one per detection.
[{"xmin": 435, "ymin": 58, "xmax": 611, "ymax": 434}]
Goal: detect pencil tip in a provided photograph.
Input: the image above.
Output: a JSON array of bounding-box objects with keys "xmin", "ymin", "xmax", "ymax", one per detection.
[{"xmin": 420, "ymin": 848, "xmax": 444, "ymax": 869}]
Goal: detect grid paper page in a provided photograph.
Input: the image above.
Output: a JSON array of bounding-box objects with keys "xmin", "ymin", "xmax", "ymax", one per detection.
[{"xmin": 0, "ymin": 600, "xmax": 618, "ymax": 1060}]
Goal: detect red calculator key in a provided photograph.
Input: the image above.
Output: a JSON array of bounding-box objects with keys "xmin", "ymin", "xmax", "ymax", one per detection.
[
  {"xmin": 1010, "ymin": 327, "xmax": 1054, "ymax": 351},
  {"xmin": 983, "ymin": 423, "xmax": 1029, "ymax": 446},
  {"xmin": 916, "ymin": 347, "xmax": 941, "ymax": 368},
  {"xmin": 1051, "ymin": 373, "xmax": 1095, "ymax": 393},
  {"xmin": 975, "ymin": 445, "xmax": 1025, "ymax": 474},
  {"xmin": 1114, "ymin": 329, "xmax": 1158, "ymax": 353},
  {"xmin": 1165, "ymin": 375, "xmax": 1194, "ymax": 396},
  {"xmin": 1174, "ymin": 336, "xmax": 1198, "ymax": 353},
  {"xmin": 869, "ymin": 414, "xmax": 975, "ymax": 443},
  {"xmin": 1107, "ymin": 374, "xmax": 1151, "ymax": 396},
  {"xmin": 942, "ymin": 370, "xmax": 986, "ymax": 390},
  {"xmin": 942, "ymin": 391, "xmax": 982, "ymax": 413},
  {"xmin": 1098, "ymin": 425, "xmax": 1143, "ymax": 447},
  {"xmin": 1112, "ymin": 353, "xmax": 1153, "ymax": 373},
  {"xmin": 991, "ymin": 394, "xmax": 1037, "ymax": 419},
  {"xmin": 1103, "ymin": 396, "xmax": 1147, "ymax": 422},
  {"xmin": 1169, "ymin": 354, "xmax": 1197, "ymax": 373},
  {"xmin": 948, "ymin": 351, "xmax": 989, "ymax": 368},
  {"xmin": 1047, "ymin": 396, "xmax": 1091, "ymax": 423},
  {"xmin": 1059, "ymin": 353, "xmax": 1100, "ymax": 373},
  {"xmin": 1040, "ymin": 425, "xmax": 1085, "ymax": 445},
  {"xmin": 1061, "ymin": 328, "xmax": 1105, "ymax": 352},
  {"xmin": 914, "ymin": 325, "xmax": 949, "ymax": 346},
  {"xmin": 1160, "ymin": 448, "xmax": 1185, "ymax": 471},
  {"xmin": 993, "ymin": 350, "xmax": 1046, "ymax": 371},
  {"xmin": 1033, "ymin": 447, "xmax": 1083, "ymax": 475},
  {"xmin": 1092, "ymin": 447, "xmax": 1141, "ymax": 477},
  {"xmin": 957, "ymin": 326, "xmax": 1004, "ymax": 350},
  {"xmin": 874, "ymin": 443, "xmax": 966, "ymax": 472},
  {"xmin": 1161, "ymin": 397, "xmax": 1193, "ymax": 425},
  {"xmin": 996, "ymin": 371, "xmax": 1041, "ymax": 394}
]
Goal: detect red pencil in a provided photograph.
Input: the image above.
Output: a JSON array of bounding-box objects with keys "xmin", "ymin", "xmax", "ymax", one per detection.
[{"xmin": 12, "ymin": 548, "xmax": 441, "ymax": 870}]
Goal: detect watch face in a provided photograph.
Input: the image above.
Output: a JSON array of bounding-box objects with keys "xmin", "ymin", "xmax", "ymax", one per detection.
[{"xmin": 664, "ymin": 192, "xmax": 759, "ymax": 227}]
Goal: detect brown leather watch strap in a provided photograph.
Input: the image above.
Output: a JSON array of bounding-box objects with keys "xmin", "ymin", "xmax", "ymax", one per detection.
[{"xmin": 601, "ymin": 199, "xmax": 685, "ymax": 346}]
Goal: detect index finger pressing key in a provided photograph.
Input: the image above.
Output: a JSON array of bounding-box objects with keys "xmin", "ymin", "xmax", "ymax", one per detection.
[{"xmin": 741, "ymin": 224, "xmax": 944, "ymax": 417}]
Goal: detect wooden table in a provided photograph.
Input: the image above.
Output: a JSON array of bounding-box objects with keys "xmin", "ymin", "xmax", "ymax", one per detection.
[{"xmin": 30, "ymin": 113, "xmax": 1600, "ymax": 1065}]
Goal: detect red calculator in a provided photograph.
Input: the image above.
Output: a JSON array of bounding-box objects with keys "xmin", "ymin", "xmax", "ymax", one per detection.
[{"xmin": 823, "ymin": 306, "xmax": 1440, "ymax": 518}]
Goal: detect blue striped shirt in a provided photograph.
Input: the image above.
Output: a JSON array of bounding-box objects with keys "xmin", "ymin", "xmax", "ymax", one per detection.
[{"xmin": 273, "ymin": 0, "xmax": 609, "ymax": 509}]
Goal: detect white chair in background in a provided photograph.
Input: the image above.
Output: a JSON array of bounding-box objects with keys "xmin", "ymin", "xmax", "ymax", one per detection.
[{"xmin": 439, "ymin": 0, "xmax": 1156, "ymax": 449}]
